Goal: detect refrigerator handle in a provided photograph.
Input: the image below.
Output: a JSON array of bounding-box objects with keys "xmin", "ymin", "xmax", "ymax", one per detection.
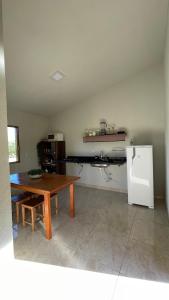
[{"xmin": 132, "ymin": 147, "xmax": 136, "ymax": 164}]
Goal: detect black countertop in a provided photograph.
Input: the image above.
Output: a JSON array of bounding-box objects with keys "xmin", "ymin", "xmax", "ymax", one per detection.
[{"xmin": 63, "ymin": 156, "xmax": 126, "ymax": 166}]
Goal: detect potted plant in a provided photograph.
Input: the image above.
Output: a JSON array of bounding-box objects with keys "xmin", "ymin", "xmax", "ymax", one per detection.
[{"xmin": 28, "ymin": 169, "xmax": 43, "ymax": 179}]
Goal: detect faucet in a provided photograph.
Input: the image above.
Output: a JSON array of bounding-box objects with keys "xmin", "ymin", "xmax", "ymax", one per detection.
[{"xmin": 100, "ymin": 150, "xmax": 104, "ymax": 159}]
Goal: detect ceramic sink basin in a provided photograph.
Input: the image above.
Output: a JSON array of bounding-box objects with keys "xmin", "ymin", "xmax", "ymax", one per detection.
[{"xmin": 91, "ymin": 163, "xmax": 109, "ymax": 168}]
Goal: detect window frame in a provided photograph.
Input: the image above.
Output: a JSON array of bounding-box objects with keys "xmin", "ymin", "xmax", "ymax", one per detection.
[{"xmin": 7, "ymin": 125, "xmax": 20, "ymax": 164}]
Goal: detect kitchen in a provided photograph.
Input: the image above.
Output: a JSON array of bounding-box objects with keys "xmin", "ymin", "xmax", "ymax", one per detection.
[
  {"xmin": 1, "ymin": 1, "xmax": 169, "ymax": 297},
  {"xmin": 7, "ymin": 64, "xmax": 165, "ymax": 279}
]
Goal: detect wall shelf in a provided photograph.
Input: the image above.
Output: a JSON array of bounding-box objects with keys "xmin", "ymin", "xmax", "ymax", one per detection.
[{"xmin": 83, "ymin": 133, "xmax": 126, "ymax": 143}]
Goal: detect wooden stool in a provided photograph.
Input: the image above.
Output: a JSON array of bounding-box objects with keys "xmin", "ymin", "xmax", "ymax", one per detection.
[
  {"xmin": 11, "ymin": 192, "xmax": 33, "ymax": 224},
  {"xmin": 21, "ymin": 197, "xmax": 44, "ymax": 232}
]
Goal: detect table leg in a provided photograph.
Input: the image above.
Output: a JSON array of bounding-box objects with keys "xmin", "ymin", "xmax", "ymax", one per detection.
[
  {"xmin": 44, "ymin": 192, "xmax": 52, "ymax": 240},
  {"xmin": 69, "ymin": 183, "xmax": 75, "ymax": 218}
]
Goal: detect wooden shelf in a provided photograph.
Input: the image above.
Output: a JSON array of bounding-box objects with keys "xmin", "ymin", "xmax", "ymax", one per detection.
[{"xmin": 83, "ymin": 134, "xmax": 126, "ymax": 143}]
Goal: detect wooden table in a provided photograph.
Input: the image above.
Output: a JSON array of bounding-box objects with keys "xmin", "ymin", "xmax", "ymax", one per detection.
[{"xmin": 10, "ymin": 173, "xmax": 80, "ymax": 240}]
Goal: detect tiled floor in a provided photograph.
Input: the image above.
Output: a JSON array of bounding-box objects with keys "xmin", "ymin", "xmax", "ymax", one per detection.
[{"xmin": 13, "ymin": 185, "xmax": 169, "ymax": 291}]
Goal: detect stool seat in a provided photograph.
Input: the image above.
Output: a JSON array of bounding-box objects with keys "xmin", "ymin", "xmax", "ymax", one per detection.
[{"xmin": 22, "ymin": 197, "xmax": 43, "ymax": 208}]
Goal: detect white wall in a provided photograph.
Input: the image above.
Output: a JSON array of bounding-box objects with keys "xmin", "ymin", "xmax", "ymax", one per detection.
[
  {"xmin": 50, "ymin": 64, "xmax": 165, "ymax": 197},
  {"xmin": 0, "ymin": 0, "xmax": 13, "ymax": 260},
  {"xmin": 7, "ymin": 109, "xmax": 49, "ymax": 173},
  {"xmin": 165, "ymin": 8, "xmax": 169, "ymax": 214}
]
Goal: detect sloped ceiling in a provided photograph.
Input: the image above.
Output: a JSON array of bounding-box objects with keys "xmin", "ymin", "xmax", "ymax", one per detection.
[{"xmin": 2, "ymin": 0, "xmax": 169, "ymax": 116}]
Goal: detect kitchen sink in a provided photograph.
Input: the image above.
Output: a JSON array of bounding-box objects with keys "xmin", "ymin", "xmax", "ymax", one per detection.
[{"xmin": 91, "ymin": 163, "xmax": 109, "ymax": 168}]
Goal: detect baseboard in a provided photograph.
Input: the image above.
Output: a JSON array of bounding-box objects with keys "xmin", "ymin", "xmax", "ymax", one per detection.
[
  {"xmin": 75, "ymin": 182, "xmax": 128, "ymax": 194},
  {"xmin": 75, "ymin": 183, "xmax": 165, "ymax": 200}
]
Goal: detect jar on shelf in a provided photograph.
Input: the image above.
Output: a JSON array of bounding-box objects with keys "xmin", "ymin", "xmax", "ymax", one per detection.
[
  {"xmin": 96, "ymin": 128, "xmax": 100, "ymax": 136},
  {"xmin": 100, "ymin": 119, "xmax": 107, "ymax": 135},
  {"xmin": 106, "ymin": 123, "xmax": 115, "ymax": 135}
]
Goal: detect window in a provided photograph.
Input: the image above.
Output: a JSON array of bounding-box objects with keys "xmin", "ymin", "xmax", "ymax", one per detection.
[{"xmin": 7, "ymin": 126, "xmax": 20, "ymax": 163}]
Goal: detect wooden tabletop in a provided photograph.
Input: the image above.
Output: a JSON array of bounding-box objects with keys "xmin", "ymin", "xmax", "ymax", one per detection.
[{"xmin": 10, "ymin": 172, "xmax": 80, "ymax": 195}]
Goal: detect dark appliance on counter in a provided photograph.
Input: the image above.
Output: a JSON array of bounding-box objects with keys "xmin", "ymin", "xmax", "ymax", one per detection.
[{"xmin": 37, "ymin": 140, "xmax": 66, "ymax": 174}]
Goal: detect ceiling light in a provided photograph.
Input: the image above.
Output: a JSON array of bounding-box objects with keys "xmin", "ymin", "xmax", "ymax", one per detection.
[{"xmin": 51, "ymin": 70, "xmax": 65, "ymax": 81}]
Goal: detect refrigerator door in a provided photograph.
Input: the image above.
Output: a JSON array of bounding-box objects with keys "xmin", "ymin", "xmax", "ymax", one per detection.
[{"xmin": 126, "ymin": 146, "xmax": 154, "ymax": 208}]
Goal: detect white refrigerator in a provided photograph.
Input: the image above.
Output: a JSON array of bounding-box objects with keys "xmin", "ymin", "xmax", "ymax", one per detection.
[{"xmin": 126, "ymin": 146, "xmax": 154, "ymax": 209}]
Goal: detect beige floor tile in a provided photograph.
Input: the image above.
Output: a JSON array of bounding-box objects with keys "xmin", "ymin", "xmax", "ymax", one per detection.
[
  {"xmin": 96, "ymin": 207, "xmax": 135, "ymax": 238},
  {"xmin": 73, "ymin": 222, "xmax": 128, "ymax": 273},
  {"xmin": 134, "ymin": 204, "xmax": 169, "ymax": 226},
  {"xmin": 13, "ymin": 185, "xmax": 169, "ymax": 282},
  {"xmin": 120, "ymin": 239, "xmax": 169, "ymax": 283},
  {"xmin": 130, "ymin": 218, "xmax": 169, "ymax": 256}
]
